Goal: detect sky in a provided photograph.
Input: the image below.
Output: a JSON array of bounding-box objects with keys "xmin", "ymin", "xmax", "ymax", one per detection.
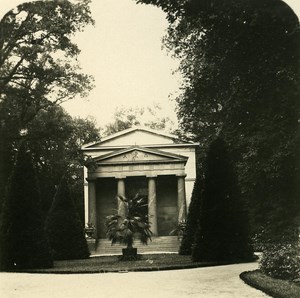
[
  {"xmin": 1, "ymin": 0, "xmax": 300, "ymax": 129},
  {"xmin": 63, "ymin": 0, "xmax": 181, "ymax": 128}
]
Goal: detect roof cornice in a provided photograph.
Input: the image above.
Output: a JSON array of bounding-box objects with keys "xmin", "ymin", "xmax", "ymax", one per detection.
[
  {"xmin": 81, "ymin": 142, "xmax": 200, "ymax": 152},
  {"xmin": 82, "ymin": 126, "xmax": 195, "ymax": 149}
]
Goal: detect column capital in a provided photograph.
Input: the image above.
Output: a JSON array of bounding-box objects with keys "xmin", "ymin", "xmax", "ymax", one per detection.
[
  {"xmin": 146, "ymin": 175, "xmax": 157, "ymax": 178},
  {"xmin": 115, "ymin": 175, "xmax": 126, "ymax": 180},
  {"xmin": 176, "ymin": 174, "xmax": 187, "ymax": 178},
  {"xmin": 86, "ymin": 178, "xmax": 96, "ymax": 182}
]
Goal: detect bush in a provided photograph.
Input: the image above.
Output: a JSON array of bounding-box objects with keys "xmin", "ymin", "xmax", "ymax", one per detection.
[
  {"xmin": 0, "ymin": 142, "xmax": 53, "ymax": 270},
  {"xmin": 192, "ymin": 138, "xmax": 253, "ymax": 262},
  {"xmin": 260, "ymin": 242, "xmax": 300, "ymax": 282},
  {"xmin": 45, "ymin": 178, "xmax": 89, "ymax": 260},
  {"xmin": 240, "ymin": 270, "xmax": 300, "ymax": 298},
  {"xmin": 105, "ymin": 194, "xmax": 152, "ymax": 250},
  {"xmin": 179, "ymin": 176, "xmax": 203, "ymax": 255}
]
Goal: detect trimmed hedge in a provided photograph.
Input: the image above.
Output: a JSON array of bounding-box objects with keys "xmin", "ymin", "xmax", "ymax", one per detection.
[
  {"xmin": 0, "ymin": 143, "xmax": 53, "ymax": 270},
  {"xmin": 179, "ymin": 175, "xmax": 203, "ymax": 255},
  {"xmin": 192, "ymin": 138, "xmax": 253, "ymax": 262},
  {"xmin": 240, "ymin": 270, "xmax": 300, "ymax": 298},
  {"xmin": 45, "ymin": 178, "xmax": 89, "ymax": 260}
]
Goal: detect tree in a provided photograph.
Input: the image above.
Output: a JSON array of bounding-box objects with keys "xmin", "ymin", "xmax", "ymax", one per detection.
[
  {"xmin": 0, "ymin": 104, "xmax": 101, "ymax": 221},
  {"xmin": 0, "ymin": 142, "xmax": 53, "ymax": 270},
  {"xmin": 179, "ymin": 172, "xmax": 203, "ymax": 255},
  {"xmin": 0, "ymin": 0, "xmax": 94, "ymax": 212},
  {"xmin": 0, "ymin": 0, "xmax": 94, "ymax": 107},
  {"xmin": 26, "ymin": 105, "xmax": 100, "ymax": 220},
  {"xmin": 103, "ymin": 103, "xmax": 176, "ymax": 136},
  {"xmin": 137, "ymin": 0, "xmax": 300, "ymax": 261},
  {"xmin": 45, "ymin": 177, "xmax": 89, "ymax": 260},
  {"xmin": 192, "ymin": 138, "xmax": 253, "ymax": 262}
]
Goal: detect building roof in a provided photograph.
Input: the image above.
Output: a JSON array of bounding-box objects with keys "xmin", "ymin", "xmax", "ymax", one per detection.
[{"xmin": 82, "ymin": 126, "xmax": 198, "ymax": 150}]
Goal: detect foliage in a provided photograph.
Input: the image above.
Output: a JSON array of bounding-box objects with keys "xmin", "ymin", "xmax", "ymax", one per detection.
[
  {"xmin": 192, "ymin": 138, "xmax": 253, "ymax": 262},
  {"xmin": 241, "ymin": 270, "xmax": 300, "ymax": 298},
  {"xmin": 259, "ymin": 224, "xmax": 300, "ymax": 282},
  {"xmin": 0, "ymin": 0, "xmax": 94, "ymax": 108},
  {"xmin": 179, "ymin": 174, "xmax": 203, "ymax": 255},
  {"xmin": 140, "ymin": 0, "xmax": 300, "ymax": 261},
  {"xmin": 27, "ymin": 106, "xmax": 100, "ymax": 218},
  {"xmin": 85, "ymin": 223, "xmax": 96, "ymax": 239},
  {"xmin": 0, "ymin": 142, "xmax": 53, "ymax": 270},
  {"xmin": 1, "ymin": 104, "xmax": 100, "ymax": 220},
  {"xmin": 106, "ymin": 194, "xmax": 152, "ymax": 249},
  {"xmin": 0, "ymin": 0, "xmax": 95, "ymax": 213},
  {"xmin": 260, "ymin": 242, "xmax": 300, "ymax": 282},
  {"xmin": 103, "ymin": 103, "xmax": 176, "ymax": 136},
  {"xmin": 138, "ymin": 0, "xmax": 300, "ymax": 272},
  {"xmin": 136, "ymin": 0, "xmax": 186, "ymax": 23},
  {"xmin": 169, "ymin": 220, "xmax": 186, "ymax": 240},
  {"xmin": 45, "ymin": 177, "xmax": 90, "ymax": 260}
]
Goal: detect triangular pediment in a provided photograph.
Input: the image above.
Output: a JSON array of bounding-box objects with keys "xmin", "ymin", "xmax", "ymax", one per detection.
[
  {"xmin": 82, "ymin": 126, "xmax": 191, "ymax": 149},
  {"xmin": 94, "ymin": 147, "xmax": 188, "ymax": 165}
]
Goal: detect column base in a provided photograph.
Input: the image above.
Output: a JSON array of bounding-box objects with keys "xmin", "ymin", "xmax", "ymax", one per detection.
[{"xmin": 87, "ymin": 238, "xmax": 97, "ymax": 253}]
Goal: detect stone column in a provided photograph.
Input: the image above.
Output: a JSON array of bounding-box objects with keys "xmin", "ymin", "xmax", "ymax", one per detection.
[
  {"xmin": 86, "ymin": 178, "xmax": 97, "ymax": 251},
  {"xmin": 87, "ymin": 179, "xmax": 97, "ymax": 233},
  {"xmin": 148, "ymin": 176, "xmax": 158, "ymax": 236},
  {"xmin": 117, "ymin": 178, "xmax": 126, "ymax": 218},
  {"xmin": 83, "ymin": 167, "xmax": 89, "ymax": 225},
  {"xmin": 177, "ymin": 175, "xmax": 187, "ymax": 223}
]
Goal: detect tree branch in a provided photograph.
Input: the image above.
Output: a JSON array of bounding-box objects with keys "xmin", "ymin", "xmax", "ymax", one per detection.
[{"xmin": 0, "ymin": 56, "xmax": 25, "ymax": 88}]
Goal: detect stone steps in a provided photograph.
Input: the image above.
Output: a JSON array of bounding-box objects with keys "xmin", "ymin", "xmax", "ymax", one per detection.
[{"xmin": 93, "ymin": 236, "xmax": 181, "ymax": 255}]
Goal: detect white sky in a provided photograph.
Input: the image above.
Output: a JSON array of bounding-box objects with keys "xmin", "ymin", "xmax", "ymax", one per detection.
[
  {"xmin": 63, "ymin": 0, "xmax": 181, "ymax": 127},
  {"xmin": 1, "ymin": 0, "xmax": 300, "ymax": 128}
]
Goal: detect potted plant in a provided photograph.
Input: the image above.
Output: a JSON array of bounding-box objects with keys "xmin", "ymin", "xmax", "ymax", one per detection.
[
  {"xmin": 169, "ymin": 220, "xmax": 187, "ymax": 240},
  {"xmin": 105, "ymin": 194, "xmax": 152, "ymax": 260},
  {"xmin": 85, "ymin": 223, "xmax": 96, "ymax": 239}
]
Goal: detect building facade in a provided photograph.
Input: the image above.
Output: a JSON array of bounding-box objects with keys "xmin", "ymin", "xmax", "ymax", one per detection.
[{"xmin": 82, "ymin": 126, "xmax": 198, "ymax": 243}]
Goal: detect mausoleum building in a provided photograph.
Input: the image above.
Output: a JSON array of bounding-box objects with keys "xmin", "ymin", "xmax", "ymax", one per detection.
[{"xmin": 82, "ymin": 126, "xmax": 198, "ymax": 253}]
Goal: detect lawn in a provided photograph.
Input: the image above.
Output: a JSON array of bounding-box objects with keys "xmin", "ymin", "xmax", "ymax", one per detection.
[
  {"xmin": 240, "ymin": 270, "xmax": 300, "ymax": 298},
  {"xmin": 12, "ymin": 253, "xmax": 235, "ymax": 274}
]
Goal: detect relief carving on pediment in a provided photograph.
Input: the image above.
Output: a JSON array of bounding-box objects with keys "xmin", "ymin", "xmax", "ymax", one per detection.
[{"xmin": 122, "ymin": 150, "xmax": 149, "ymax": 161}]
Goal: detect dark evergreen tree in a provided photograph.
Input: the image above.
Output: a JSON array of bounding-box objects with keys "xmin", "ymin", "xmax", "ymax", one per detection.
[
  {"xmin": 45, "ymin": 178, "xmax": 89, "ymax": 260},
  {"xmin": 192, "ymin": 138, "xmax": 253, "ymax": 262},
  {"xmin": 0, "ymin": 142, "xmax": 53, "ymax": 270},
  {"xmin": 179, "ymin": 174, "xmax": 203, "ymax": 255}
]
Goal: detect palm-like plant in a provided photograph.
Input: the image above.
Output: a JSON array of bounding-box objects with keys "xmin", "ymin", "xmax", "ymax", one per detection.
[
  {"xmin": 106, "ymin": 194, "xmax": 152, "ymax": 258},
  {"xmin": 169, "ymin": 220, "xmax": 187, "ymax": 240}
]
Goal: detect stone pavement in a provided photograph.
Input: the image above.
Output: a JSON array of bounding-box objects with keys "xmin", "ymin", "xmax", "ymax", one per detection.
[{"xmin": 0, "ymin": 262, "xmax": 268, "ymax": 298}]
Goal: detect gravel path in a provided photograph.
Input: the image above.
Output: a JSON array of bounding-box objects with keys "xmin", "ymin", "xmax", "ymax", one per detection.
[{"xmin": 0, "ymin": 262, "xmax": 268, "ymax": 298}]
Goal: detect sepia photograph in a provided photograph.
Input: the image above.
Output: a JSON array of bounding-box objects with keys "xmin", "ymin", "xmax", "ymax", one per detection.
[{"xmin": 0, "ymin": 0, "xmax": 299, "ymax": 297}]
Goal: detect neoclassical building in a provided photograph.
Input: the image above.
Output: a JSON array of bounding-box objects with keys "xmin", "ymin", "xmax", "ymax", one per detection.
[{"xmin": 82, "ymin": 126, "xmax": 198, "ymax": 252}]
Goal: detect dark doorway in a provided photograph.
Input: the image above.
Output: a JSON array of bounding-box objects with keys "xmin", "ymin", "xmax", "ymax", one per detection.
[
  {"xmin": 157, "ymin": 175, "xmax": 178, "ymax": 236},
  {"xmin": 96, "ymin": 178, "xmax": 117, "ymax": 238},
  {"xmin": 125, "ymin": 176, "xmax": 148, "ymax": 218}
]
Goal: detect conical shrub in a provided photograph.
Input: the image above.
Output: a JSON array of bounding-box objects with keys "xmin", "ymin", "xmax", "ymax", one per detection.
[
  {"xmin": 179, "ymin": 175, "xmax": 203, "ymax": 255},
  {"xmin": 45, "ymin": 178, "xmax": 89, "ymax": 260},
  {"xmin": 0, "ymin": 142, "xmax": 53, "ymax": 270},
  {"xmin": 192, "ymin": 138, "xmax": 253, "ymax": 262}
]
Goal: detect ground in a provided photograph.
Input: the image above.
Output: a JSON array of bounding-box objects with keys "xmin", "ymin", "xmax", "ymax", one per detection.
[
  {"xmin": 6, "ymin": 254, "xmax": 239, "ymax": 273},
  {"xmin": 0, "ymin": 262, "xmax": 268, "ymax": 298}
]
